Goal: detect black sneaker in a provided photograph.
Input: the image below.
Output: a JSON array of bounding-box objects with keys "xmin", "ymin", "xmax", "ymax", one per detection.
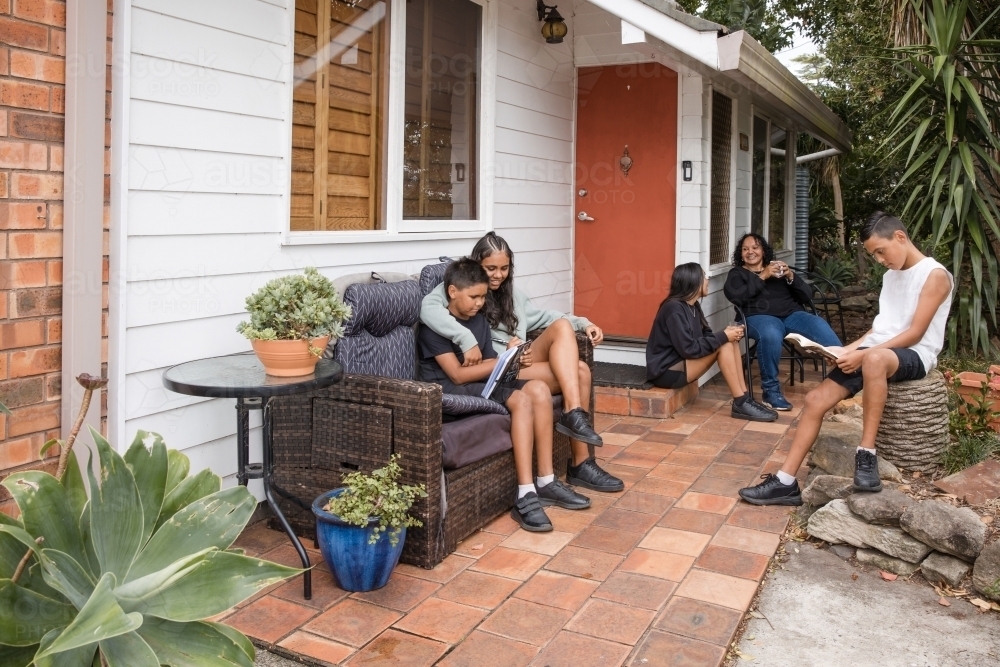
[
  {"xmin": 566, "ymin": 457, "xmax": 625, "ymax": 493},
  {"xmin": 511, "ymin": 492, "xmax": 553, "ymax": 532},
  {"xmin": 738, "ymin": 474, "xmax": 803, "ymax": 506},
  {"xmin": 537, "ymin": 478, "xmax": 591, "ymax": 510},
  {"xmin": 556, "ymin": 408, "xmax": 603, "ymax": 446},
  {"xmin": 853, "ymin": 449, "xmax": 883, "ymax": 492},
  {"xmin": 731, "ymin": 398, "xmax": 778, "ymax": 422}
]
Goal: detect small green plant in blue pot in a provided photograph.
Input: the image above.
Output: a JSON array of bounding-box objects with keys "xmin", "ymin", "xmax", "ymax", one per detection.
[{"xmin": 313, "ymin": 455, "xmax": 426, "ymax": 592}]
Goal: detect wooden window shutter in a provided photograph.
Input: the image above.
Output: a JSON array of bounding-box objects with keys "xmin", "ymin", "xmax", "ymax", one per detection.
[
  {"xmin": 710, "ymin": 90, "xmax": 733, "ymax": 265},
  {"xmin": 292, "ymin": 0, "xmax": 386, "ymax": 231}
]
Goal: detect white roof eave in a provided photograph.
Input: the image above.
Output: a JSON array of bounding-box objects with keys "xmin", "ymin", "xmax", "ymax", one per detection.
[
  {"xmin": 584, "ymin": 1, "xmax": 853, "ymax": 153},
  {"xmin": 585, "ymin": 0, "xmax": 721, "ymax": 70}
]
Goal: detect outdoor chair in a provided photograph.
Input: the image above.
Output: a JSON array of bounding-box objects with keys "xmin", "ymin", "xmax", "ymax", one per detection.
[{"xmin": 267, "ymin": 261, "xmax": 591, "ymax": 569}]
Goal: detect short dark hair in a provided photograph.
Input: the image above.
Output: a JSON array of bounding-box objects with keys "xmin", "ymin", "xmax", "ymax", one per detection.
[
  {"xmin": 732, "ymin": 233, "xmax": 775, "ymax": 268},
  {"xmin": 444, "ymin": 258, "xmax": 488, "ymax": 296},
  {"xmin": 861, "ymin": 211, "xmax": 907, "ymax": 241}
]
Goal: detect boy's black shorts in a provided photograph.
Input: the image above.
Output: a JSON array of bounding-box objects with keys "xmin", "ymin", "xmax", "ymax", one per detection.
[{"xmin": 827, "ymin": 347, "xmax": 926, "ymax": 398}]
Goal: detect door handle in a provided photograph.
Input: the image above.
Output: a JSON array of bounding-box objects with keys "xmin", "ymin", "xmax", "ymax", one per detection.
[{"xmin": 577, "ymin": 211, "xmax": 595, "ymax": 221}]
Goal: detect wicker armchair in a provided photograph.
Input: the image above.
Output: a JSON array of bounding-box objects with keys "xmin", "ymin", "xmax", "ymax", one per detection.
[{"xmin": 269, "ymin": 265, "xmax": 593, "ymax": 569}]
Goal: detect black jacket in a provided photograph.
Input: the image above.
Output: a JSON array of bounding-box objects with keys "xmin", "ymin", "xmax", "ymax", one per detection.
[
  {"xmin": 723, "ymin": 266, "xmax": 812, "ymax": 318},
  {"xmin": 646, "ymin": 300, "xmax": 728, "ymax": 380}
]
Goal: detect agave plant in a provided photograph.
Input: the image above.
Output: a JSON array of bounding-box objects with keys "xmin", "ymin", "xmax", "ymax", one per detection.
[{"xmin": 0, "ymin": 428, "xmax": 300, "ymax": 666}]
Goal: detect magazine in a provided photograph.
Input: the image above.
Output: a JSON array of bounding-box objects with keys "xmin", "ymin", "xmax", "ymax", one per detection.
[
  {"xmin": 481, "ymin": 343, "xmax": 527, "ymax": 400},
  {"xmin": 784, "ymin": 333, "xmax": 842, "ymax": 362}
]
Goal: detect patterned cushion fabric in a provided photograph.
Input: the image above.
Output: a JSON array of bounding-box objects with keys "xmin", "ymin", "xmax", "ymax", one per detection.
[
  {"xmin": 335, "ymin": 327, "xmax": 416, "ymax": 380},
  {"xmin": 440, "ymin": 394, "xmax": 509, "ymax": 417},
  {"xmin": 342, "ymin": 280, "xmax": 422, "ymax": 338},
  {"xmin": 335, "ymin": 280, "xmax": 422, "ymax": 380},
  {"xmin": 419, "ymin": 260, "xmax": 451, "ymax": 298}
]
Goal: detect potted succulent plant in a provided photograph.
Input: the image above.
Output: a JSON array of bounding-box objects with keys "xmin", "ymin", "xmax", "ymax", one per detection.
[
  {"xmin": 237, "ymin": 267, "xmax": 351, "ymax": 377},
  {"xmin": 312, "ymin": 455, "xmax": 426, "ymax": 592}
]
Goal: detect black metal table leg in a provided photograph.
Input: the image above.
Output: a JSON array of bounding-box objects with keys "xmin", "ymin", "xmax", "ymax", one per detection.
[
  {"xmin": 236, "ymin": 399, "xmax": 250, "ymax": 486},
  {"xmin": 260, "ymin": 397, "xmax": 312, "ymax": 600}
]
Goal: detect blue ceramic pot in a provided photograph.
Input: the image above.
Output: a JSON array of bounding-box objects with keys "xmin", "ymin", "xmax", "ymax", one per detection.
[{"xmin": 312, "ymin": 488, "xmax": 406, "ymax": 592}]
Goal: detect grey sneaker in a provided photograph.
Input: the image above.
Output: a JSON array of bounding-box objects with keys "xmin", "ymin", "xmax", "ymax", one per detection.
[
  {"xmin": 536, "ymin": 478, "xmax": 591, "ymax": 510},
  {"xmin": 731, "ymin": 398, "xmax": 778, "ymax": 422}
]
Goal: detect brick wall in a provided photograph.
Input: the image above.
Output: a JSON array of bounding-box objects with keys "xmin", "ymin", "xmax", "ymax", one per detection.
[{"xmin": 0, "ymin": 0, "xmax": 111, "ymax": 517}]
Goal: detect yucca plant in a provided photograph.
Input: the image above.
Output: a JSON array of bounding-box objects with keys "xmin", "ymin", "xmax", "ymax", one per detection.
[
  {"xmin": 0, "ymin": 428, "xmax": 300, "ymax": 666},
  {"xmin": 886, "ymin": 0, "xmax": 1000, "ymax": 355}
]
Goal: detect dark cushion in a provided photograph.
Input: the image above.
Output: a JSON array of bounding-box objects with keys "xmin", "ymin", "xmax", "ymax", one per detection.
[
  {"xmin": 335, "ymin": 327, "xmax": 415, "ymax": 380},
  {"xmin": 419, "ymin": 260, "xmax": 451, "ymax": 298},
  {"xmin": 441, "ymin": 394, "xmax": 509, "ymax": 417},
  {"xmin": 441, "ymin": 397, "xmax": 564, "ymax": 470},
  {"xmin": 342, "ymin": 280, "xmax": 421, "ymax": 338}
]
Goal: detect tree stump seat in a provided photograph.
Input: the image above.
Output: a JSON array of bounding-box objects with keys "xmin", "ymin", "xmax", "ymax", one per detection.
[{"xmin": 874, "ymin": 370, "xmax": 949, "ymax": 473}]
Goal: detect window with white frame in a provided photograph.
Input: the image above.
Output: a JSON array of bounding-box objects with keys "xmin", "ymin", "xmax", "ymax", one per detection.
[
  {"xmin": 750, "ymin": 114, "xmax": 790, "ymax": 250},
  {"xmin": 769, "ymin": 124, "xmax": 787, "ymax": 249},
  {"xmin": 709, "ymin": 90, "xmax": 734, "ymax": 265},
  {"xmin": 290, "ymin": 0, "xmax": 487, "ymax": 235}
]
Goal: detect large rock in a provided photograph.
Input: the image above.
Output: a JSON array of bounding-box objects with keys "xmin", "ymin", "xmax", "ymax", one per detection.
[
  {"xmin": 973, "ymin": 541, "xmax": 1000, "ymax": 601},
  {"xmin": 807, "ymin": 499, "xmax": 932, "ymax": 563},
  {"xmin": 841, "ymin": 295, "xmax": 872, "ymax": 312},
  {"xmin": 856, "ymin": 548, "xmax": 919, "ymax": 576},
  {"xmin": 847, "ymin": 490, "xmax": 916, "ymax": 526},
  {"xmin": 811, "ymin": 422, "xmax": 903, "ymax": 482},
  {"xmin": 802, "ymin": 475, "xmax": 853, "ymax": 507},
  {"xmin": 921, "ymin": 552, "xmax": 971, "ymax": 588},
  {"xmin": 899, "ymin": 500, "xmax": 986, "ymax": 562}
]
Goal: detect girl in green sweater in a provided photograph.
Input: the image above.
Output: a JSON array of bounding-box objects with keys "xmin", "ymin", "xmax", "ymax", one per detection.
[{"xmin": 420, "ymin": 232, "xmax": 624, "ymax": 493}]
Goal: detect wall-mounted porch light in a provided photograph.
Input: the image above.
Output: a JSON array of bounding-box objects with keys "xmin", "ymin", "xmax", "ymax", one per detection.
[{"xmin": 536, "ymin": 1, "xmax": 568, "ymax": 44}]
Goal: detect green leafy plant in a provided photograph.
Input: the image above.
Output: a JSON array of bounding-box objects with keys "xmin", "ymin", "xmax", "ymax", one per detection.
[
  {"xmin": 885, "ymin": 0, "xmax": 1000, "ymax": 355},
  {"xmin": 0, "ymin": 429, "xmax": 299, "ymax": 666},
  {"xmin": 948, "ymin": 374, "xmax": 1000, "ymax": 436},
  {"xmin": 324, "ymin": 455, "xmax": 427, "ymax": 547},
  {"xmin": 237, "ymin": 267, "xmax": 352, "ymax": 355},
  {"xmin": 811, "ymin": 254, "xmax": 856, "ymax": 290}
]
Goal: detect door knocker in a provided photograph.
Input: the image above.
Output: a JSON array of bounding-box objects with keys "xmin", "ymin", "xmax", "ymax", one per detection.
[{"xmin": 619, "ymin": 146, "xmax": 633, "ymax": 178}]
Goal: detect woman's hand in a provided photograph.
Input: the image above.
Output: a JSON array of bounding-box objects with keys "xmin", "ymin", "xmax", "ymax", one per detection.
[
  {"xmin": 585, "ymin": 324, "xmax": 604, "ymax": 346},
  {"xmin": 507, "ymin": 337, "xmax": 522, "ymax": 349},
  {"xmin": 519, "ymin": 343, "xmax": 533, "ymax": 368},
  {"xmin": 835, "ymin": 349, "xmax": 866, "ymax": 374},
  {"xmin": 461, "ymin": 345, "xmax": 483, "ymax": 367},
  {"xmin": 724, "ymin": 325, "xmax": 745, "ymax": 342}
]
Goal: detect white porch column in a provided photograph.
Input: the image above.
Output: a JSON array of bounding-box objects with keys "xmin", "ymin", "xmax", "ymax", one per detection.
[{"xmin": 62, "ymin": 0, "xmax": 108, "ymax": 438}]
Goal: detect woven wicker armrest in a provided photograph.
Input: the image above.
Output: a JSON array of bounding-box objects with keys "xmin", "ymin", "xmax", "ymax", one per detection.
[{"xmin": 269, "ymin": 373, "xmax": 449, "ymax": 568}]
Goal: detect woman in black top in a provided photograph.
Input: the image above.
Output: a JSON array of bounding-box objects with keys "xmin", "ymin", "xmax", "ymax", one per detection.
[
  {"xmin": 723, "ymin": 233, "xmax": 842, "ymax": 412},
  {"xmin": 646, "ymin": 263, "xmax": 777, "ymax": 422}
]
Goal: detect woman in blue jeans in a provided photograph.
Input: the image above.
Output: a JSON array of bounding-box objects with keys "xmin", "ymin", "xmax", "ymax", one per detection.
[{"xmin": 723, "ymin": 233, "xmax": 842, "ymax": 411}]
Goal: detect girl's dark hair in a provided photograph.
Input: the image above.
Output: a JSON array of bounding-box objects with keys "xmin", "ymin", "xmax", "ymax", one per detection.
[
  {"xmin": 663, "ymin": 262, "xmax": 709, "ymax": 327},
  {"xmin": 732, "ymin": 233, "xmax": 774, "ymax": 268},
  {"xmin": 469, "ymin": 232, "xmax": 518, "ymax": 334}
]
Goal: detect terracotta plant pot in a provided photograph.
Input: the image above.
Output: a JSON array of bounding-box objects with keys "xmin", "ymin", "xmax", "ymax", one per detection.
[
  {"xmin": 251, "ymin": 336, "xmax": 330, "ymax": 377},
  {"xmin": 955, "ymin": 370, "xmax": 1000, "ymax": 432}
]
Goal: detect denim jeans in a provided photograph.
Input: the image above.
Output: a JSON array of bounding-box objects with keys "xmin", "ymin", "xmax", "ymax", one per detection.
[{"xmin": 745, "ymin": 311, "xmax": 842, "ymax": 395}]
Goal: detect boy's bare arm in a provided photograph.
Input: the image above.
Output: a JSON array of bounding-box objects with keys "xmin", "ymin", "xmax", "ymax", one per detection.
[{"xmin": 435, "ymin": 352, "xmax": 497, "ymax": 385}]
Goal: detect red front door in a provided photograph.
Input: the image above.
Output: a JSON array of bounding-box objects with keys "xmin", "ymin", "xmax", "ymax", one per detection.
[{"xmin": 574, "ymin": 63, "xmax": 678, "ymax": 339}]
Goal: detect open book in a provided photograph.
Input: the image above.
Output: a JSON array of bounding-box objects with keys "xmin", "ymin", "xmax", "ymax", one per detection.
[
  {"xmin": 481, "ymin": 343, "xmax": 526, "ymax": 401},
  {"xmin": 784, "ymin": 334, "xmax": 842, "ymax": 361}
]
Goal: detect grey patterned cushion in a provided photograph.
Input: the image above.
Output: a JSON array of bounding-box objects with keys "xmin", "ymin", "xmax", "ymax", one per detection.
[
  {"xmin": 334, "ymin": 280, "xmax": 422, "ymax": 380},
  {"xmin": 440, "ymin": 394, "xmax": 509, "ymax": 417},
  {"xmin": 419, "ymin": 260, "xmax": 452, "ymax": 297},
  {"xmin": 342, "ymin": 280, "xmax": 421, "ymax": 338}
]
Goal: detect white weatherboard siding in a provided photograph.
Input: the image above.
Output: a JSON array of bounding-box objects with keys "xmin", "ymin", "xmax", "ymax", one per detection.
[{"xmin": 115, "ymin": 0, "xmax": 579, "ymax": 492}]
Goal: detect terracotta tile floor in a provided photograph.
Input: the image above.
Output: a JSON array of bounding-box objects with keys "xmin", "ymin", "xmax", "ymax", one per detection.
[{"xmin": 224, "ymin": 375, "xmax": 820, "ymax": 667}]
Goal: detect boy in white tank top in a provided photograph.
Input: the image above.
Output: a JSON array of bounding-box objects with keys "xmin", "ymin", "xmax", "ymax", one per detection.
[{"xmin": 739, "ymin": 211, "xmax": 954, "ymax": 506}]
